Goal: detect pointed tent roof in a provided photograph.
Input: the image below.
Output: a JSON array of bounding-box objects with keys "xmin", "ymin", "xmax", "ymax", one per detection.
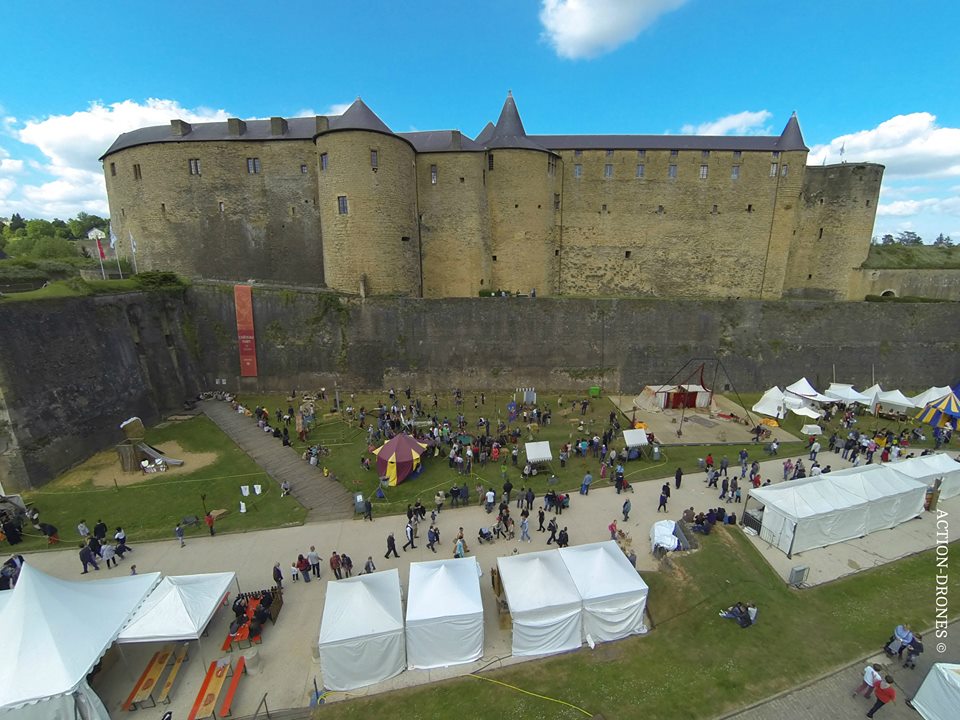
[
  {"xmin": 559, "ymin": 541, "xmax": 649, "ymax": 602},
  {"xmin": 0, "ymin": 563, "xmax": 160, "ymax": 709},
  {"xmin": 117, "ymin": 572, "xmax": 236, "ymax": 643},
  {"xmin": 327, "ymin": 98, "xmax": 393, "ymax": 134},
  {"xmin": 406, "ymin": 558, "xmax": 483, "ymax": 623},
  {"xmin": 319, "ymin": 569, "xmax": 403, "ymax": 645},
  {"xmin": 777, "ymin": 112, "xmax": 808, "ymax": 151},
  {"xmin": 911, "ymin": 386, "xmax": 953, "ymax": 407},
  {"xmin": 484, "ymin": 92, "xmax": 550, "ymax": 152}
]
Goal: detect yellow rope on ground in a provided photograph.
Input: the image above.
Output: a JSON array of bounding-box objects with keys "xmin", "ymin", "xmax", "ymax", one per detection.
[
  {"xmin": 29, "ymin": 471, "xmax": 271, "ymax": 495},
  {"xmin": 468, "ymin": 674, "xmax": 592, "ymax": 716}
]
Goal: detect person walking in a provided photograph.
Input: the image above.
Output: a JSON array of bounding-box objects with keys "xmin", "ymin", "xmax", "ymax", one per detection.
[
  {"xmin": 427, "ymin": 525, "xmax": 438, "ymax": 552},
  {"xmin": 719, "ymin": 476, "xmax": 729, "ymax": 500},
  {"xmin": 363, "ymin": 498, "xmax": 373, "ymax": 521},
  {"xmin": 385, "ymin": 532, "xmax": 399, "ymax": 559},
  {"xmin": 520, "ymin": 515, "xmax": 531, "ymax": 543},
  {"xmin": 272, "ymin": 562, "xmax": 284, "ymax": 589},
  {"xmin": 674, "ymin": 467, "xmax": 683, "ymax": 490},
  {"xmin": 608, "ymin": 519, "xmax": 618, "ymax": 540},
  {"xmin": 402, "ymin": 522, "xmax": 417, "ymax": 551},
  {"xmin": 341, "ymin": 554, "xmax": 353, "ymax": 578},
  {"xmin": 657, "ymin": 491, "xmax": 668, "ymax": 513},
  {"xmin": 622, "ymin": 498, "xmax": 631, "ymax": 522},
  {"xmin": 866, "ymin": 676, "xmax": 896, "ymax": 717},
  {"xmin": 205, "ymin": 512, "xmax": 216, "ymax": 536},
  {"xmin": 79, "ymin": 542, "xmax": 99, "ymax": 574},
  {"xmin": 557, "ymin": 527, "xmax": 569, "ymax": 548},
  {"xmin": 809, "ymin": 440, "xmax": 821, "ymax": 461},
  {"xmin": 580, "ymin": 471, "xmax": 592, "ymax": 495},
  {"xmin": 537, "ymin": 506, "xmax": 546, "ymax": 532},
  {"xmin": 114, "ymin": 527, "xmax": 132, "ymax": 557},
  {"xmin": 307, "ymin": 546, "xmax": 321, "ymax": 578},
  {"xmin": 329, "ymin": 551, "xmax": 343, "ymax": 580},
  {"xmin": 174, "ymin": 523, "xmax": 185, "ymax": 548},
  {"xmin": 853, "ymin": 663, "xmax": 883, "ymax": 698},
  {"xmin": 77, "ymin": 519, "xmax": 90, "ymax": 539},
  {"xmin": 546, "ymin": 516, "xmax": 559, "ymax": 545},
  {"xmin": 363, "ymin": 556, "xmax": 377, "ymax": 574}
]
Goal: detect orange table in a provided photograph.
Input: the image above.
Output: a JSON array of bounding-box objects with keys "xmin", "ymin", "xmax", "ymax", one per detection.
[
  {"xmin": 222, "ymin": 597, "xmax": 261, "ymax": 651},
  {"xmin": 122, "ymin": 644, "xmax": 174, "ymax": 710},
  {"xmin": 188, "ymin": 658, "xmax": 233, "ymax": 720}
]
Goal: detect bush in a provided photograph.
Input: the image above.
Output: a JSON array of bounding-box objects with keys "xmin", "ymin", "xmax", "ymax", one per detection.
[
  {"xmin": 135, "ymin": 271, "xmax": 186, "ymax": 290},
  {"xmin": 864, "ymin": 294, "xmax": 949, "ymax": 303}
]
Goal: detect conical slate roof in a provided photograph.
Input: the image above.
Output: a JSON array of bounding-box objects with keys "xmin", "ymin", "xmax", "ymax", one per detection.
[
  {"xmin": 484, "ymin": 92, "xmax": 549, "ymax": 151},
  {"xmin": 776, "ymin": 112, "xmax": 808, "ymax": 151},
  {"xmin": 328, "ymin": 98, "xmax": 393, "ymax": 134}
]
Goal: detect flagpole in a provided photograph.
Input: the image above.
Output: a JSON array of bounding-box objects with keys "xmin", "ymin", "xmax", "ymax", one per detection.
[
  {"xmin": 95, "ymin": 238, "xmax": 106, "ymax": 279},
  {"xmin": 109, "ymin": 226, "xmax": 123, "ymax": 278},
  {"xmin": 115, "ymin": 254, "xmax": 124, "ymax": 279}
]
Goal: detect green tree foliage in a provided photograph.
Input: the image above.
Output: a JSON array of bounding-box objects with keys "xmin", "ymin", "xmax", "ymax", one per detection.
[
  {"xmin": 933, "ymin": 233, "xmax": 954, "ymax": 247},
  {"xmin": 896, "ymin": 230, "xmax": 923, "ymax": 245},
  {"xmin": 7, "ymin": 213, "xmax": 26, "ymax": 232},
  {"xmin": 0, "ymin": 211, "xmax": 108, "ymax": 259},
  {"xmin": 880, "ymin": 233, "xmax": 895, "ymax": 245}
]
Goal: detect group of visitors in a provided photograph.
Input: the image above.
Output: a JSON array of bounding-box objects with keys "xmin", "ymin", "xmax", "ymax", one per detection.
[{"xmin": 76, "ymin": 519, "xmax": 132, "ymax": 574}]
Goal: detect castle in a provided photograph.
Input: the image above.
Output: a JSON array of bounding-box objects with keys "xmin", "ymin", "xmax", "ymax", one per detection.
[{"xmin": 101, "ymin": 94, "xmax": 883, "ymax": 300}]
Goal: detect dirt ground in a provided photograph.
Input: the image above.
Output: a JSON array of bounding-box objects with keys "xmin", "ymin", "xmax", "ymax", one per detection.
[{"xmin": 55, "ymin": 441, "xmax": 217, "ymax": 488}]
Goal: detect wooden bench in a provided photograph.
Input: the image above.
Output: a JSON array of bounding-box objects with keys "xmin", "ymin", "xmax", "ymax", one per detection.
[
  {"xmin": 156, "ymin": 643, "xmax": 189, "ymax": 705},
  {"xmin": 122, "ymin": 644, "xmax": 174, "ymax": 711},
  {"xmin": 219, "ymin": 655, "xmax": 247, "ymax": 717},
  {"xmin": 188, "ymin": 658, "xmax": 233, "ymax": 720}
]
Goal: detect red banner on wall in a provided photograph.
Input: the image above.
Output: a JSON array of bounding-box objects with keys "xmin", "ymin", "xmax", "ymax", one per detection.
[{"xmin": 234, "ymin": 284, "xmax": 258, "ymax": 377}]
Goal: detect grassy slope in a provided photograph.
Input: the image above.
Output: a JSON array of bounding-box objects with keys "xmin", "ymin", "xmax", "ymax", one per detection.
[
  {"xmin": 862, "ymin": 244, "xmax": 960, "ymax": 269},
  {"xmin": 20, "ymin": 415, "xmax": 307, "ymax": 550}
]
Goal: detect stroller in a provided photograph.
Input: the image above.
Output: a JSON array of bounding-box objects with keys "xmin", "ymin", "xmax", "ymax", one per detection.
[{"xmin": 477, "ymin": 527, "xmax": 494, "ymax": 544}]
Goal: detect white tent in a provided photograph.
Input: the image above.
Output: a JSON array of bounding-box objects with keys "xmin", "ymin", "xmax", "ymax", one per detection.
[
  {"xmin": 888, "ymin": 454, "xmax": 960, "ymax": 500},
  {"xmin": 677, "ymin": 384, "xmax": 712, "ymax": 408},
  {"xmin": 785, "ymin": 377, "xmax": 832, "ymax": 403},
  {"xmin": 748, "ymin": 466, "xmax": 926, "ymax": 555},
  {"xmin": 911, "ymin": 386, "xmax": 953, "ymax": 407},
  {"xmin": 0, "ymin": 563, "xmax": 160, "ymax": 718},
  {"xmin": 800, "ymin": 424, "xmax": 822, "ymax": 436},
  {"xmin": 405, "ymin": 558, "xmax": 483, "ymax": 669},
  {"xmin": 497, "ymin": 550, "xmax": 582, "ymax": 657},
  {"xmin": 318, "ymin": 569, "xmax": 405, "ymax": 691},
  {"xmin": 911, "ymin": 663, "xmax": 960, "ymax": 720},
  {"xmin": 634, "ymin": 385, "xmax": 673, "ymax": 411},
  {"xmin": 559, "ymin": 541, "xmax": 648, "ymax": 643},
  {"xmin": 117, "ymin": 572, "xmax": 235, "ymax": 643},
  {"xmin": 752, "ymin": 387, "xmax": 787, "ymax": 419},
  {"xmin": 825, "ymin": 383, "xmax": 871, "ymax": 405},
  {"xmin": 786, "ymin": 401, "xmax": 822, "ymax": 419},
  {"xmin": 525, "ymin": 441, "xmax": 552, "ymax": 464},
  {"xmin": 875, "ymin": 389, "xmax": 917, "ymax": 413},
  {"xmin": 861, "ymin": 383, "xmax": 883, "ymax": 409},
  {"xmin": 623, "ymin": 429, "xmax": 649, "ymax": 448}
]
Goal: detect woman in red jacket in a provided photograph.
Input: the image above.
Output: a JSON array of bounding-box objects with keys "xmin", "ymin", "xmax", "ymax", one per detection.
[{"xmin": 866, "ymin": 675, "xmax": 896, "ymax": 717}]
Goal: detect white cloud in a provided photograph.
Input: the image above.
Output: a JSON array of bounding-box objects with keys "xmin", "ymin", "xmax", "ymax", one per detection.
[
  {"xmin": 324, "ymin": 102, "xmax": 352, "ymax": 116},
  {"xmin": 292, "ymin": 108, "xmax": 318, "ymax": 118},
  {"xmin": 807, "ymin": 112, "xmax": 960, "ymax": 178},
  {"xmin": 877, "ymin": 197, "xmax": 960, "ymax": 217},
  {"xmin": 539, "ymin": 0, "xmax": 688, "ymax": 59},
  {"xmin": 680, "ymin": 110, "xmax": 772, "ymax": 136}
]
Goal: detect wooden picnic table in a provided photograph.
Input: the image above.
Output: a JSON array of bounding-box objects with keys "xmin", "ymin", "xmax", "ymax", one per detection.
[
  {"xmin": 122, "ymin": 643, "xmax": 174, "ymax": 710},
  {"xmin": 188, "ymin": 657, "xmax": 233, "ymax": 720},
  {"xmin": 221, "ymin": 597, "xmax": 262, "ymax": 651}
]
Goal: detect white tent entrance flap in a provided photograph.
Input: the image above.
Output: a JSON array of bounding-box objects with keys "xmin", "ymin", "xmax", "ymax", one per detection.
[
  {"xmin": 317, "ymin": 568, "xmax": 405, "ymax": 691},
  {"xmin": 405, "ymin": 558, "xmax": 483, "ymax": 669},
  {"xmin": 524, "ymin": 441, "xmax": 552, "ymax": 464},
  {"xmin": 117, "ymin": 572, "xmax": 235, "ymax": 643},
  {"xmin": 912, "ymin": 663, "xmax": 960, "ymax": 720},
  {"xmin": 497, "ymin": 550, "xmax": 582, "ymax": 657},
  {"xmin": 748, "ymin": 465, "xmax": 926, "ymax": 555},
  {"xmin": 559, "ymin": 541, "xmax": 649, "ymax": 643}
]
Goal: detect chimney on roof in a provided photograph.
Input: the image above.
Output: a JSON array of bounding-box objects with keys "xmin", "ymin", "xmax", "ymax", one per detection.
[
  {"xmin": 170, "ymin": 119, "xmax": 192, "ymax": 137},
  {"xmin": 315, "ymin": 116, "xmax": 329, "ymax": 133},
  {"xmin": 227, "ymin": 118, "xmax": 247, "ymax": 136},
  {"xmin": 270, "ymin": 117, "xmax": 288, "ymax": 136},
  {"xmin": 450, "ymin": 130, "xmax": 462, "ymax": 150}
]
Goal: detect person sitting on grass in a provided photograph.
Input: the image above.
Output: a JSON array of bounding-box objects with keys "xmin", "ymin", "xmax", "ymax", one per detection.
[{"xmin": 720, "ymin": 602, "xmax": 757, "ymax": 627}]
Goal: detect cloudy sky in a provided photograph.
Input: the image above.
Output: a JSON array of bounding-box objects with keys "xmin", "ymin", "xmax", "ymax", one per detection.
[{"xmin": 2, "ymin": 0, "xmax": 958, "ymax": 242}]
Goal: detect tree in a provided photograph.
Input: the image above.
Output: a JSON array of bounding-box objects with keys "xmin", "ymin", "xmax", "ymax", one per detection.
[
  {"xmin": 896, "ymin": 231, "xmax": 923, "ymax": 246},
  {"xmin": 881, "ymin": 233, "xmax": 895, "ymax": 245},
  {"xmin": 933, "ymin": 233, "xmax": 954, "ymax": 247},
  {"xmin": 8, "ymin": 213, "xmax": 25, "ymax": 232}
]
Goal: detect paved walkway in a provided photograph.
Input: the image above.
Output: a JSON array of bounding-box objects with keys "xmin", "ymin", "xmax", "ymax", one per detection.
[
  {"xmin": 721, "ymin": 623, "xmax": 958, "ymax": 720},
  {"xmin": 201, "ymin": 400, "xmax": 353, "ymax": 522}
]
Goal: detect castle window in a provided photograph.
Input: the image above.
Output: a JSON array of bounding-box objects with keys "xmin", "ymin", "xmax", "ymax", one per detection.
[
  {"xmin": 670, "ymin": 149, "xmax": 679, "ymax": 157},
  {"xmin": 110, "ymin": 162, "xmax": 116, "ymax": 176},
  {"xmin": 574, "ymin": 164, "xmax": 583, "ymax": 179},
  {"xmin": 747, "ymin": 204, "xmax": 753, "ymax": 213},
  {"xmin": 712, "ymin": 204, "xmax": 718, "ymax": 215},
  {"xmin": 818, "ymin": 227, "xmax": 823, "ymax": 239},
  {"xmin": 133, "ymin": 163, "xmax": 142, "ymax": 180},
  {"xmin": 602, "ymin": 204, "xmax": 607, "ymax": 212},
  {"xmin": 636, "ymin": 164, "xmax": 645, "ymax": 178},
  {"xmin": 188, "ymin": 158, "xmax": 201, "ymax": 176},
  {"xmin": 488, "ymin": 154, "xmax": 494, "ymax": 171},
  {"xmin": 430, "ymin": 164, "xmax": 438, "ymax": 184},
  {"xmin": 574, "ymin": 149, "xmax": 582, "ymax": 157},
  {"xmin": 606, "ymin": 149, "xmax": 614, "ymax": 157},
  {"xmin": 492, "ymin": 255, "xmax": 497, "ymax": 262},
  {"xmin": 300, "ymin": 164, "xmax": 308, "ymax": 174},
  {"xmin": 604, "ymin": 164, "xmax": 614, "ymax": 178},
  {"xmin": 769, "ymin": 163, "xmax": 778, "ymax": 177},
  {"xmin": 320, "ymin": 153, "xmax": 329, "ymax": 171},
  {"xmin": 247, "ymin": 157, "xmax": 261, "ymax": 174},
  {"xmin": 555, "ymin": 249, "xmax": 559, "ymax": 256},
  {"xmin": 668, "ymin": 164, "xmax": 677, "ymax": 179},
  {"xmin": 866, "ymin": 199, "xmax": 871, "ymax": 207},
  {"xmin": 625, "ymin": 250, "xmax": 632, "ymax": 259},
  {"xmin": 699, "ymin": 164, "xmax": 709, "ymax": 179},
  {"xmin": 370, "ymin": 149, "xmax": 379, "ymax": 169},
  {"xmin": 160, "ymin": 203, "xmax": 165, "ymax": 213},
  {"xmin": 637, "ymin": 149, "xmax": 646, "ymax": 158},
  {"xmin": 547, "ymin": 155, "xmax": 557, "ymax": 176},
  {"xmin": 781, "ymin": 164, "xmax": 788, "ymax": 177},
  {"xmin": 401, "ymin": 236, "xmax": 410, "ymax": 242},
  {"xmin": 732, "ymin": 151, "xmax": 742, "ymax": 160},
  {"xmin": 772, "ymin": 151, "xmax": 781, "ymax": 159},
  {"xmin": 337, "ymin": 196, "xmax": 349, "ymax": 215},
  {"xmin": 657, "ymin": 205, "xmax": 665, "ymax": 215},
  {"xmin": 731, "ymin": 165, "xmax": 740, "ymax": 179},
  {"xmin": 702, "ymin": 150, "xmax": 710, "ymax": 159},
  {"xmin": 554, "ymin": 193, "xmax": 560, "ymax": 210},
  {"xmin": 121, "ymin": 208, "xmax": 125, "ymax": 217},
  {"xmin": 218, "ymin": 201, "xmax": 225, "ymax": 213}
]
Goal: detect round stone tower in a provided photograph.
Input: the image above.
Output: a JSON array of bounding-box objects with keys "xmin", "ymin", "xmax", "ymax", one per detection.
[{"xmin": 315, "ymin": 99, "xmax": 420, "ymax": 296}]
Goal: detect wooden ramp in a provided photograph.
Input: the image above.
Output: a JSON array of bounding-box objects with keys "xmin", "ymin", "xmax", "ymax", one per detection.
[{"xmin": 201, "ymin": 400, "xmax": 353, "ymax": 522}]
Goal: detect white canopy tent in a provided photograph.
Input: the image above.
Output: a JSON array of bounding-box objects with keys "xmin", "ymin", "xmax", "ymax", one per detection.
[
  {"xmin": 0, "ymin": 563, "xmax": 160, "ymax": 719},
  {"xmin": 875, "ymin": 389, "xmax": 917, "ymax": 414},
  {"xmin": 405, "ymin": 558, "xmax": 483, "ymax": 669},
  {"xmin": 748, "ymin": 466, "xmax": 926, "ymax": 555},
  {"xmin": 911, "ymin": 663, "xmax": 960, "ymax": 720},
  {"xmin": 117, "ymin": 572, "xmax": 235, "ymax": 643},
  {"xmin": 318, "ymin": 569, "xmax": 405, "ymax": 691},
  {"xmin": 861, "ymin": 384, "xmax": 883, "ymax": 409},
  {"xmin": 559, "ymin": 541, "xmax": 648, "ymax": 643},
  {"xmin": 785, "ymin": 377, "xmax": 832, "ymax": 403},
  {"xmin": 800, "ymin": 424, "xmax": 822, "ymax": 436},
  {"xmin": 888, "ymin": 454, "xmax": 960, "ymax": 500},
  {"xmin": 497, "ymin": 550, "xmax": 582, "ymax": 657},
  {"xmin": 911, "ymin": 386, "xmax": 953, "ymax": 407},
  {"xmin": 623, "ymin": 429, "xmax": 649, "ymax": 448},
  {"xmin": 633, "ymin": 385, "xmax": 673, "ymax": 411},
  {"xmin": 677, "ymin": 384, "xmax": 713, "ymax": 408},
  {"xmin": 752, "ymin": 387, "xmax": 787, "ymax": 419},
  {"xmin": 825, "ymin": 383, "xmax": 871, "ymax": 405},
  {"xmin": 786, "ymin": 400, "xmax": 822, "ymax": 419},
  {"xmin": 524, "ymin": 441, "xmax": 553, "ymax": 464}
]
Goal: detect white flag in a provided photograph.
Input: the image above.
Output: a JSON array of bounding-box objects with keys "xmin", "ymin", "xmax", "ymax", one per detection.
[
  {"xmin": 109, "ymin": 226, "xmax": 117, "ymax": 249},
  {"xmin": 129, "ymin": 231, "xmax": 137, "ymax": 253}
]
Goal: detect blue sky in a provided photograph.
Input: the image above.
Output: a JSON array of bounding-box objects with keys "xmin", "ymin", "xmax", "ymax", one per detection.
[{"xmin": 2, "ymin": 0, "xmax": 959, "ymax": 241}]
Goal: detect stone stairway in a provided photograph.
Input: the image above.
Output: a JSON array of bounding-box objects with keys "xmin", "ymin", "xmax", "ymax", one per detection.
[{"xmin": 201, "ymin": 400, "xmax": 354, "ymax": 523}]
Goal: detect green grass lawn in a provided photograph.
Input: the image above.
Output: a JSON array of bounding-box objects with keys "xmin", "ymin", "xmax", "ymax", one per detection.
[
  {"xmin": 863, "ymin": 243, "xmax": 960, "ymax": 269},
  {"xmin": 18, "ymin": 415, "xmax": 307, "ymax": 550},
  {"xmin": 314, "ymin": 527, "xmax": 958, "ymax": 720}
]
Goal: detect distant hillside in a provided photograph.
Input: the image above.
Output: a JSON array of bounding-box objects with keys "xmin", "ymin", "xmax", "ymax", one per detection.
[{"xmin": 862, "ymin": 244, "xmax": 960, "ymax": 269}]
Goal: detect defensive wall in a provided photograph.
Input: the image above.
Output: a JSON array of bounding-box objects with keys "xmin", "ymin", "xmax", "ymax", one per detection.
[
  {"xmin": 850, "ymin": 268, "xmax": 960, "ymax": 300},
  {"xmin": 3, "ymin": 286, "xmax": 957, "ymax": 491}
]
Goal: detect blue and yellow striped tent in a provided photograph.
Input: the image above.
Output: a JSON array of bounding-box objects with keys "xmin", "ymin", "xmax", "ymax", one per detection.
[{"xmin": 915, "ymin": 391, "xmax": 960, "ymax": 430}]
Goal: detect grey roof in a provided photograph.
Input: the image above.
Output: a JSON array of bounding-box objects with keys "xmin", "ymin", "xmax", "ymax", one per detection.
[
  {"xmin": 327, "ymin": 98, "xmax": 392, "ymax": 134},
  {"xmin": 529, "ymin": 134, "xmax": 785, "ymax": 151},
  {"xmin": 777, "ymin": 113, "xmax": 808, "ymax": 151},
  {"xmin": 484, "ymin": 93, "xmax": 550, "ymax": 152},
  {"xmin": 474, "ymin": 122, "xmax": 495, "ymax": 145},
  {"xmin": 397, "ymin": 130, "xmax": 485, "ymax": 153}
]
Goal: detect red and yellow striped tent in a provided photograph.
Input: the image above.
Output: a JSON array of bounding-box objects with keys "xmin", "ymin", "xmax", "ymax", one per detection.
[{"xmin": 374, "ymin": 434, "xmax": 428, "ymax": 486}]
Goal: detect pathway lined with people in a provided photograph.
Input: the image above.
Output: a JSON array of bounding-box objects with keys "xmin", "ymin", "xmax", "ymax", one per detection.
[{"xmin": 201, "ymin": 400, "xmax": 354, "ymax": 522}]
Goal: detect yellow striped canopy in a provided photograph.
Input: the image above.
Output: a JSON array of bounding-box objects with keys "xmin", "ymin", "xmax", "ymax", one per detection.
[
  {"xmin": 915, "ymin": 392, "xmax": 960, "ymax": 429},
  {"xmin": 374, "ymin": 434, "xmax": 428, "ymax": 486}
]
